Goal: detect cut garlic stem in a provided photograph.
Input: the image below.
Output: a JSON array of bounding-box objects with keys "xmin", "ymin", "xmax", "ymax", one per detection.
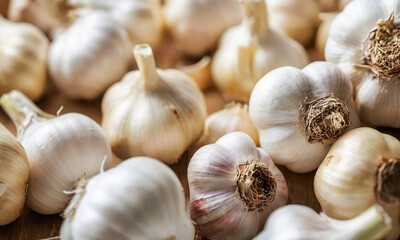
[
  {"xmin": 134, "ymin": 44, "xmax": 158, "ymax": 89},
  {"xmin": 241, "ymin": 0, "xmax": 269, "ymax": 40},
  {"xmin": 0, "ymin": 90, "xmax": 54, "ymax": 131}
]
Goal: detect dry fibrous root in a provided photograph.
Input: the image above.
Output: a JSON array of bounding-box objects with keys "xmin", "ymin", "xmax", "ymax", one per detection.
[
  {"xmin": 299, "ymin": 93, "xmax": 350, "ymax": 144},
  {"xmin": 362, "ymin": 11, "xmax": 400, "ymax": 81},
  {"xmin": 235, "ymin": 159, "xmax": 276, "ymax": 212},
  {"xmin": 376, "ymin": 157, "xmax": 400, "ymax": 204}
]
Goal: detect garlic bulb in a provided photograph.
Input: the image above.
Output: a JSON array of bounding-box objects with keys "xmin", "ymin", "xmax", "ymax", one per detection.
[
  {"xmin": 325, "ymin": 0, "xmax": 400, "ymax": 128},
  {"xmin": 68, "ymin": 0, "xmax": 163, "ymax": 47},
  {"xmin": 102, "ymin": 44, "xmax": 207, "ymax": 164},
  {"xmin": 315, "ymin": 12, "xmax": 337, "ymax": 59},
  {"xmin": 0, "ymin": 90, "xmax": 112, "ymax": 214},
  {"xmin": 188, "ymin": 132, "xmax": 288, "ymax": 240},
  {"xmin": 212, "ymin": 0, "xmax": 309, "ymax": 101},
  {"xmin": 266, "ymin": 0, "xmax": 320, "ymax": 46},
  {"xmin": 249, "ymin": 61, "xmax": 360, "ymax": 173},
  {"xmin": 253, "ymin": 204, "xmax": 392, "ymax": 240},
  {"xmin": 60, "ymin": 157, "xmax": 194, "ymax": 240},
  {"xmin": 164, "ymin": 0, "xmax": 242, "ymax": 56},
  {"xmin": 315, "ymin": 127, "xmax": 400, "ymax": 239},
  {"xmin": 0, "ymin": 123, "xmax": 29, "ymax": 226},
  {"xmin": 0, "ymin": 16, "xmax": 49, "ymax": 101},
  {"xmin": 8, "ymin": 0, "xmax": 69, "ymax": 37},
  {"xmin": 201, "ymin": 102, "xmax": 259, "ymax": 145},
  {"xmin": 48, "ymin": 11, "xmax": 131, "ymax": 99}
]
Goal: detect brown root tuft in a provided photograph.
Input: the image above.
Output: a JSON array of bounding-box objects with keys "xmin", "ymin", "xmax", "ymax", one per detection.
[{"xmin": 375, "ymin": 157, "xmax": 400, "ymax": 204}]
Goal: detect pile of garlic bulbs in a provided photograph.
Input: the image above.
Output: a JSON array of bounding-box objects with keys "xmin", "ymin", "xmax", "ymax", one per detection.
[{"xmin": 0, "ymin": 0, "xmax": 400, "ymax": 240}]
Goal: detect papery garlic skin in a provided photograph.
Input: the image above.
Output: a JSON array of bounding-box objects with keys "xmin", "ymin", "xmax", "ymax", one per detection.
[
  {"xmin": 189, "ymin": 132, "xmax": 288, "ymax": 240},
  {"xmin": 102, "ymin": 44, "xmax": 207, "ymax": 164},
  {"xmin": 249, "ymin": 61, "xmax": 360, "ymax": 173},
  {"xmin": 0, "ymin": 16, "xmax": 48, "ymax": 101},
  {"xmin": 68, "ymin": 0, "xmax": 163, "ymax": 47},
  {"xmin": 48, "ymin": 11, "xmax": 131, "ymax": 99},
  {"xmin": 0, "ymin": 91, "xmax": 112, "ymax": 214},
  {"xmin": 325, "ymin": 0, "xmax": 400, "ymax": 127},
  {"xmin": 164, "ymin": 0, "xmax": 242, "ymax": 56},
  {"xmin": 266, "ymin": 0, "xmax": 320, "ymax": 46},
  {"xmin": 8, "ymin": 0, "xmax": 69, "ymax": 37},
  {"xmin": 0, "ymin": 123, "xmax": 29, "ymax": 226},
  {"xmin": 60, "ymin": 157, "xmax": 194, "ymax": 240},
  {"xmin": 212, "ymin": 0, "xmax": 309, "ymax": 101},
  {"xmin": 314, "ymin": 127, "xmax": 400, "ymax": 239},
  {"xmin": 253, "ymin": 204, "xmax": 392, "ymax": 240},
  {"xmin": 201, "ymin": 102, "xmax": 259, "ymax": 145}
]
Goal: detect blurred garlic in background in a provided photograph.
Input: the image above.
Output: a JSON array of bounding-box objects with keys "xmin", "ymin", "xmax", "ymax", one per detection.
[
  {"xmin": 0, "ymin": 16, "xmax": 48, "ymax": 100},
  {"xmin": 315, "ymin": 12, "xmax": 337, "ymax": 59},
  {"xmin": 102, "ymin": 44, "xmax": 206, "ymax": 164},
  {"xmin": 212, "ymin": 0, "xmax": 309, "ymax": 101},
  {"xmin": 68, "ymin": 0, "xmax": 163, "ymax": 48},
  {"xmin": 8, "ymin": 0, "xmax": 69, "ymax": 37},
  {"xmin": 266, "ymin": 0, "xmax": 320, "ymax": 46},
  {"xmin": 200, "ymin": 102, "xmax": 259, "ymax": 145},
  {"xmin": 177, "ymin": 56, "xmax": 213, "ymax": 90},
  {"xmin": 48, "ymin": 11, "xmax": 131, "ymax": 99},
  {"xmin": 164, "ymin": 0, "xmax": 242, "ymax": 57}
]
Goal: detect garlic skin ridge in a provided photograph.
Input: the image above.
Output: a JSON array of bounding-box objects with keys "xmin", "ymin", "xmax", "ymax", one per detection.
[
  {"xmin": 68, "ymin": 0, "xmax": 163, "ymax": 48},
  {"xmin": 60, "ymin": 157, "xmax": 195, "ymax": 240},
  {"xmin": 48, "ymin": 11, "xmax": 131, "ymax": 99},
  {"xmin": 188, "ymin": 132, "xmax": 288, "ymax": 240},
  {"xmin": 211, "ymin": 0, "xmax": 309, "ymax": 101},
  {"xmin": 102, "ymin": 44, "xmax": 207, "ymax": 164},
  {"xmin": 325, "ymin": 0, "xmax": 400, "ymax": 127},
  {"xmin": 314, "ymin": 127, "xmax": 400, "ymax": 239},
  {"xmin": 0, "ymin": 123, "xmax": 29, "ymax": 226},
  {"xmin": 164, "ymin": 0, "xmax": 242, "ymax": 57},
  {"xmin": 253, "ymin": 204, "xmax": 392, "ymax": 240},
  {"xmin": 0, "ymin": 16, "xmax": 49, "ymax": 101},
  {"xmin": 249, "ymin": 61, "xmax": 360, "ymax": 173},
  {"xmin": 201, "ymin": 102, "xmax": 259, "ymax": 145},
  {"xmin": 0, "ymin": 90, "xmax": 112, "ymax": 215}
]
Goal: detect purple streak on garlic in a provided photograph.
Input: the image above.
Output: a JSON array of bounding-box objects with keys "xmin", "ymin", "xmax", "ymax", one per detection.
[{"xmin": 188, "ymin": 131, "xmax": 288, "ymax": 240}]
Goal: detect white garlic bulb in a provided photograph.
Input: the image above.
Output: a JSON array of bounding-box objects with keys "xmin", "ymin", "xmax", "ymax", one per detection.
[
  {"xmin": 201, "ymin": 102, "xmax": 259, "ymax": 145},
  {"xmin": 60, "ymin": 157, "xmax": 194, "ymax": 240},
  {"xmin": 8, "ymin": 0, "xmax": 69, "ymax": 37},
  {"xmin": 68, "ymin": 0, "xmax": 163, "ymax": 47},
  {"xmin": 212, "ymin": 0, "xmax": 309, "ymax": 101},
  {"xmin": 48, "ymin": 11, "xmax": 131, "ymax": 99},
  {"xmin": 325, "ymin": 0, "xmax": 400, "ymax": 128},
  {"xmin": 266, "ymin": 0, "xmax": 320, "ymax": 46},
  {"xmin": 0, "ymin": 16, "xmax": 49, "ymax": 101},
  {"xmin": 164, "ymin": 0, "xmax": 242, "ymax": 56},
  {"xmin": 314, "ymin": 127, "xmax": 400, "ymax": 239},
  {"xmin": 102, "ymin": 44, "xmax": 207, "ymax": 164},
  {"xmin": 249, "ymin": 61, "xmax": 360, "ymax": 173},
  {"xmin": 0, "ymin": 123, "xmax": 29, "ymax": 226},
  {"xmin": 189, "ymin": 132, "xmax": 288, "ymax": 240},
  {"xmin": 0, "ymin": 90, "xmax": 112, "ymax": 215},
  {"xmin": 253, "ymin": 204, "xmax": 392, "ymax": 240}
]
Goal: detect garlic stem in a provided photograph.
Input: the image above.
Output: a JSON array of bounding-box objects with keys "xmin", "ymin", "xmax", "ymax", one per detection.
[
  {"xmin": 330, "ymin": 204, "xmax": 392, "ymax": 240},
  {"xmin": 134, "ymin": 44, "xmax": 159, "ymax": 89},
  {"xmin": 0, "ymin": 90, "xmax": 54, "ymax": 132},
  {"xmin": 240, "ymin": 0, "xmax": 269, "ymax": 41},
  {"xmin": 237, "ymin": 46, "xmax": 255, "ymax": 88}
]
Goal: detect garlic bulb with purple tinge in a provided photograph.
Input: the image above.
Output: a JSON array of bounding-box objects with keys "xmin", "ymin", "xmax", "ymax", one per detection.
[{"xmin": 188, "ymin": 132, "xmax": 288, "ymax": 240}]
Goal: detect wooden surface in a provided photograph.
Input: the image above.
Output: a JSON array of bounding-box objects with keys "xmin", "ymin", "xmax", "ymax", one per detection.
[{"xmin": 0, "ymin": 17, "xmax": 399, "ymax": 240}]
